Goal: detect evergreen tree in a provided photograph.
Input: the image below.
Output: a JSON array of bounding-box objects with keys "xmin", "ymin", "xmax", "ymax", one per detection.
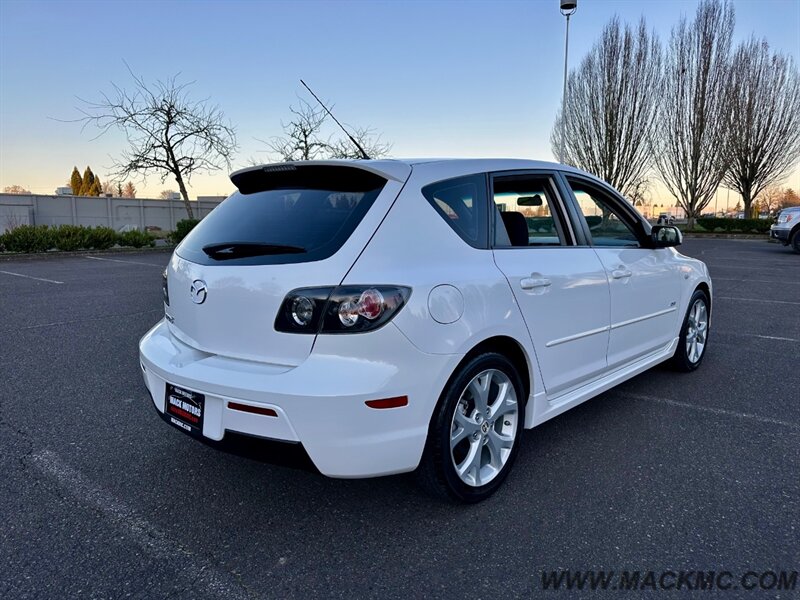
[
  {"xmin": 117, "ymin": 182, "xmax": 123, "ymax": 196},
  {"xmin": 123, "ymin": 182, "xmax": 136, "ymax": 198},
  {"xmin": 70, "ymin": 167, "xmax": 82, "ymax": 195},
  {"xmin": 92, "ymin": 175, "xmax": 102, "ymax": 196},
  {"xmin": 80, "ymin": 166, "xmax": 95, "ymax": 195}
]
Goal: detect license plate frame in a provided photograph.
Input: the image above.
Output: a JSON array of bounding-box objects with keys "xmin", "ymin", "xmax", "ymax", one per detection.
[{"xmin": 164, "ymin": 383, "xmax": 205, "ymax": 437}]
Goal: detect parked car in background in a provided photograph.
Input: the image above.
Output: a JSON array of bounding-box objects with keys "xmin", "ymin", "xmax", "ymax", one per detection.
[
  {"xmin": 657, "ymin": 213, "xmax": 675, "ymax": 225},
  {"xmin": 139, "ymin": 158, "xmax": 713, "ymax": 502},
  {"xmin": 770, "ymin": 206, "xmax": 800, "ymax": 253}
]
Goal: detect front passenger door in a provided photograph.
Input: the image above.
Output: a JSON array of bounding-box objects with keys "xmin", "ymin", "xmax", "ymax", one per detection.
[{"xmin": 563, "ymin": 177, "xmax": 682, "ymax": 370}]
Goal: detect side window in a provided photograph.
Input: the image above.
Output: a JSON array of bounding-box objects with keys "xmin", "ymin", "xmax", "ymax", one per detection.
[
  {"xmin": 422, "ymin": 174, "xmax": 488, "ymax": 248},
  {"xmin": 566, "ymin": 179, "xmax": 641, "ymax": 248},
  {"xmin": 492, "ymin": 175, "xmax": 568, "ymax": 247}
]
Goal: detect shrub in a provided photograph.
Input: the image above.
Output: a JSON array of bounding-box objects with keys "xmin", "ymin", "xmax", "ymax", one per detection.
[
  {"xmin": 118, "ymin": 229, "xmax": 155, "ymax": 248},
  {"xmin": 1, "ymin": 225, "xmax": 52, "ymax": 253},
  {"xmin": 696, "ymin": 217, "xmax": 772, "ymax": 233},
  {"xmin": 87, "ymin": 226, "xmax": 118, "ymax": 250},
  {"xmin": 170, "ymin": 218, "xmax": 200, "ymax": 244},
  {"xmin": 52, "ymin": 225, "xmax": 88, "ymax": 251}
]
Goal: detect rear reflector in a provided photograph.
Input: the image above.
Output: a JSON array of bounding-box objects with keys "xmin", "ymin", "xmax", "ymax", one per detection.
[
  {"xmin": 365, "ymin": 396, "xmax": 408, "ymax": 409},
  {"xmin": 228, "ymin": 402, "xmax": 278, "ymax": 417}
]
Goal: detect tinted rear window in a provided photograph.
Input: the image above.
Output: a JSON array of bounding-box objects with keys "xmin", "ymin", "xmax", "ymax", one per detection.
[{"xmin": 177, "ymin": 165, "xmax": 387, "ymax": 266}]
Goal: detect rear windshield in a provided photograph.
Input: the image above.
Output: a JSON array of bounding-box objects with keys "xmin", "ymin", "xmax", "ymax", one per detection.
[{"xmin": 176, "ymin": 165, "xmax": 387, "ymax": 266}]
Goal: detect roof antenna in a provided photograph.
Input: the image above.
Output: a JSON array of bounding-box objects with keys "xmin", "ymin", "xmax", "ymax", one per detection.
[{"xmin": 300, "ymin": 79, "xmax": 370, "ymax": 160}]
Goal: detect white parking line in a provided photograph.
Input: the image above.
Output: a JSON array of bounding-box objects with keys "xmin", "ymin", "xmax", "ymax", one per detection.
[
  {"xmin": 84, "ymin": 255, "xmax": 164, "ymax": 268},
  {"xmin": 620, "ymin": 393, "xmax": 800, "ymax": 432},
  {"xmin": 20, "ymin": 308, "xmax": 161, "ymax": 330},
  {"xmin": 30, "ymin": 449, "xmax": 250, "ymax": 600},
  {"xmin": 0, "ymin": 270, "xmax": 64, "ymax": 284},
  {"xmin": 717, "ymin": 296, "xmax": 800, "ymax": 306},
  {"xmin": 720, "ymin": 332, "xmax": 800, "ymax": 343},
  {"xmin": 713, "ymin": 277, "xmax": 800, "ymax": 285}
]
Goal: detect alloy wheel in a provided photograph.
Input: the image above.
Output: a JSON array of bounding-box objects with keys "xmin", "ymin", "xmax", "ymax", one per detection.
[
  {"xmin": 449, "ymin": 369, "xmax": 518, "ymax": 487},
  {"xmin": 685, "ymin": 298, "xmax": 708, "ymax": 364}
]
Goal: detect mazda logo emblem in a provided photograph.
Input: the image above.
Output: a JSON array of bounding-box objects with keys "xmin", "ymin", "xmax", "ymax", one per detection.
[{"xmin": 190, "ymin": 279, "xmax": 207, "ymax": 304}]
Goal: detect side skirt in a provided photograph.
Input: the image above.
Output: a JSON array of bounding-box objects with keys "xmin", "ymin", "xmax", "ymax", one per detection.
[{"xmin": 524, "ymin": 337, "xmax": 679, "ymax": 428}]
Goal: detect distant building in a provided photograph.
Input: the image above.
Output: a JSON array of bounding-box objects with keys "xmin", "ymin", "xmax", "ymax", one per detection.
[{"xmin": 55, "ymin": 186, "xmax": 73, "ymax": 196}]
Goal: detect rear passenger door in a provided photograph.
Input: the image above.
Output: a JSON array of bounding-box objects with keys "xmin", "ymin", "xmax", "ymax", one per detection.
[
  {"xmin": 490, "ymin": 172, "xmax": 611, "ymax": 397},
  {"xmin": 562, "ymin": 176, "xmax": 682, "ymax": 369}
]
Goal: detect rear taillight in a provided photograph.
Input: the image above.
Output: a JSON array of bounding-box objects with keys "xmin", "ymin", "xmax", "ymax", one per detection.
[
  {"xmin": 275, "ymin": 286, "xmax": 411, "ymax": 334},
  {"xmin": 162, "ymin": 269, "xmax": 170, "ymax": 306}
]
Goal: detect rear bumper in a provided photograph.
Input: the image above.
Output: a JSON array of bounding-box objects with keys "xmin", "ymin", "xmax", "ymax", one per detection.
[{"xmin": 139, "ymin": 320, "xmax": 460, "ymax": 478}]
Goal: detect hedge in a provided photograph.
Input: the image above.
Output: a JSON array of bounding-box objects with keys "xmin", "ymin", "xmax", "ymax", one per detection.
[
  {"xmin": 696, "ymin": 217, "xmax": 773, "ymax": 233},
  {"xmin": 117, "ymin": 229, "xmax": 155, "ymax": 248},
  {"xmin": 0, "ymin": 224, "xmax": 156, "ymax": 253},
  {"xmin": 169, "ymin": 219, "xmax": 200, "ymax": 244}
]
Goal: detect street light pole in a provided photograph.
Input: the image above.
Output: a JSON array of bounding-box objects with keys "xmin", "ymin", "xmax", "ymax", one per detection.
[{"xmin": 559, "ymin": 0, "xmax": 577, "ymax": 164}]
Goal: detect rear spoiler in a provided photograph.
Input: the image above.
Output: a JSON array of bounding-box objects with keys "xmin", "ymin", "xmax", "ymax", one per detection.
[{"xmin": 230, "ymin": 160, "xmax": 410, "ymax": 194}]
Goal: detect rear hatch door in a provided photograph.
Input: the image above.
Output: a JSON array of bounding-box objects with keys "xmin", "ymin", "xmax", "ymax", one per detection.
[{"xmin": 166, "ymin": 162, "xmax": 410, "ymax": 365}]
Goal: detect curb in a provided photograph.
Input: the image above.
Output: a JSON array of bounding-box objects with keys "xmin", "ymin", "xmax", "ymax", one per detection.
[{"xmin": 0, "ymin": 246, "xmax": 174, "ymax": 262}]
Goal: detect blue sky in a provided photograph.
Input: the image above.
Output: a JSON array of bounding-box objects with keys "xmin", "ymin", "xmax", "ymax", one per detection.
[{"xmin": 1, "ymin": 0, "xmax": 799, "ymax": 204}]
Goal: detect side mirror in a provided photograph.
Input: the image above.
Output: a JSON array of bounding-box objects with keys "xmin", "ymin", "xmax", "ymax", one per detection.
[{"xmin": 651, "ymin": 225, "xmax": 682, "ymax": 248}]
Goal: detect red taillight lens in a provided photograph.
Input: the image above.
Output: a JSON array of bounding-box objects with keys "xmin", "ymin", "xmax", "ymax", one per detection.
[{"xmin": 275, "ymin": 286, "xmax": 411, "ymax": 334}]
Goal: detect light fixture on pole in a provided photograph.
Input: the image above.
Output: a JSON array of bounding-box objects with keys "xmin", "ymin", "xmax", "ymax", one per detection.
[{"xmin": 559, "ymin": 0, "xmax": 577, "ymax": 164}]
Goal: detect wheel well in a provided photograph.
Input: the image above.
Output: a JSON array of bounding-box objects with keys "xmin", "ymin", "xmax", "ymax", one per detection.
[
  {"xmin": 696, "ymin": 282, "xmax": 712, "ymax": 315},
  {"xmin": 457, "ymin": 336, "xmax": 532, "ymax": 402}
]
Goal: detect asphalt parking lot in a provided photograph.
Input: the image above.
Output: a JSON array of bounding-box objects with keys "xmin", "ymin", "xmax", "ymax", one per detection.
[{"xmin": 1, "ymin": 238, "xmax": 798, "ymax": 599}]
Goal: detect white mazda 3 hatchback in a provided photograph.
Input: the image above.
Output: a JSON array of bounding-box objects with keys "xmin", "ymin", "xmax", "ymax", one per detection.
[{"xmin": 140, "ymin": 159, "xmax": 712, "ymax": 502}]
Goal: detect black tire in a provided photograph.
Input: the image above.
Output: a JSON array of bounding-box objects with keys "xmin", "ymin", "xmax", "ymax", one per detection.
[
  {"xmin": 416, "ymin": 352, "xmax": 525, "ymax": 503},
  {"xmin": 791, "ymin": 229, "xmax": 800, "ymax": 254},
  {"xmin": 671, "ymin": 289, "xmax": 710, "ymax": 372}
]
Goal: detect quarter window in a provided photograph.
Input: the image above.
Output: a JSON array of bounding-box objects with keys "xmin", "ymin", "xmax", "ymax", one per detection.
[{"xmin": 422, "ymin": 175, "xmax": 488, "ymax": 248}]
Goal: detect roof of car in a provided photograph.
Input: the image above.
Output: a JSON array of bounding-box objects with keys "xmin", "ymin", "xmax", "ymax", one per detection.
[{"xmin": 231, "ymin": 158, "xmax": 596, "ymax": 187}]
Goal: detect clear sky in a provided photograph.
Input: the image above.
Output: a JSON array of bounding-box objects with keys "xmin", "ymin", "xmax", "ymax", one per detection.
[{"xmin": 1, "ymin": 0, "xmax": 799, "ymax": 207}]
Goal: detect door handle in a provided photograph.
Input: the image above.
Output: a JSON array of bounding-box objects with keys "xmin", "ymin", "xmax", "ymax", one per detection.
[
  {"xmin": 520, "ymin": 277, "xmax": 552, "ymax": 290},
  {"xmin": 611, "ymin": 267, "xmax": 632, "ymax": 279}
]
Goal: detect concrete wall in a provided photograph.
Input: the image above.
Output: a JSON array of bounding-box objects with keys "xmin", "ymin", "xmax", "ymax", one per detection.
[{"xmin": 0, "ymin": 194, "xmax": 224, "ymax": 234}]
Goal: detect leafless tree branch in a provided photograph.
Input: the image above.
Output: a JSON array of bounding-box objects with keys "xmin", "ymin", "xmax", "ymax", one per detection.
[
  {"xmin": 651, "ymin": 0, "xmax": 735, "ymax": 228},
  {"xmin": 265, "ymin": 96, "xmax": 391, "ymax": 162},
  {"xmin": 551, "ymin": 17, "xmax": 663, "ymax": 200},
  {"xmin": 77, "ymin": 66, "xmax": 237, "ymax": 219},
  {"xmin": 722, "ymin": 37, "xmax": 800, "ymax": 216}
]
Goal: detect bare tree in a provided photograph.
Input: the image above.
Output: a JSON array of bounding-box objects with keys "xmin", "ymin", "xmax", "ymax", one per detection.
[
  {"xmin": 325, "ymin": 125, "xmax": 391, "ymax": 159},
  {"xmin": 265, "ymin": 98, "xmax": 328, "ymax": 161},
  {"xmin": 2, "ymin": 185, "xmax": 31, "ymax": 194},
  {"xmin": 758, "ymin": 186, "xmax": 785, "ymax": 215},
  {"xmin": 551, "ymin": 17, "xmax": 663, "ymax": 199},
  {"xmin": 723, "ymin": 38, "xmax": 800, "ymax": 218},
  {"xmin": 652, "ymin": 0, "xmax": 735, "ymax": 229},
  {"xmin": 265, "ymin": 97, "xmax": 391, "ymax": 162},
  {"xmin": 77, "ymin": 66, "xmax": 237, "ymax": 219}
]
